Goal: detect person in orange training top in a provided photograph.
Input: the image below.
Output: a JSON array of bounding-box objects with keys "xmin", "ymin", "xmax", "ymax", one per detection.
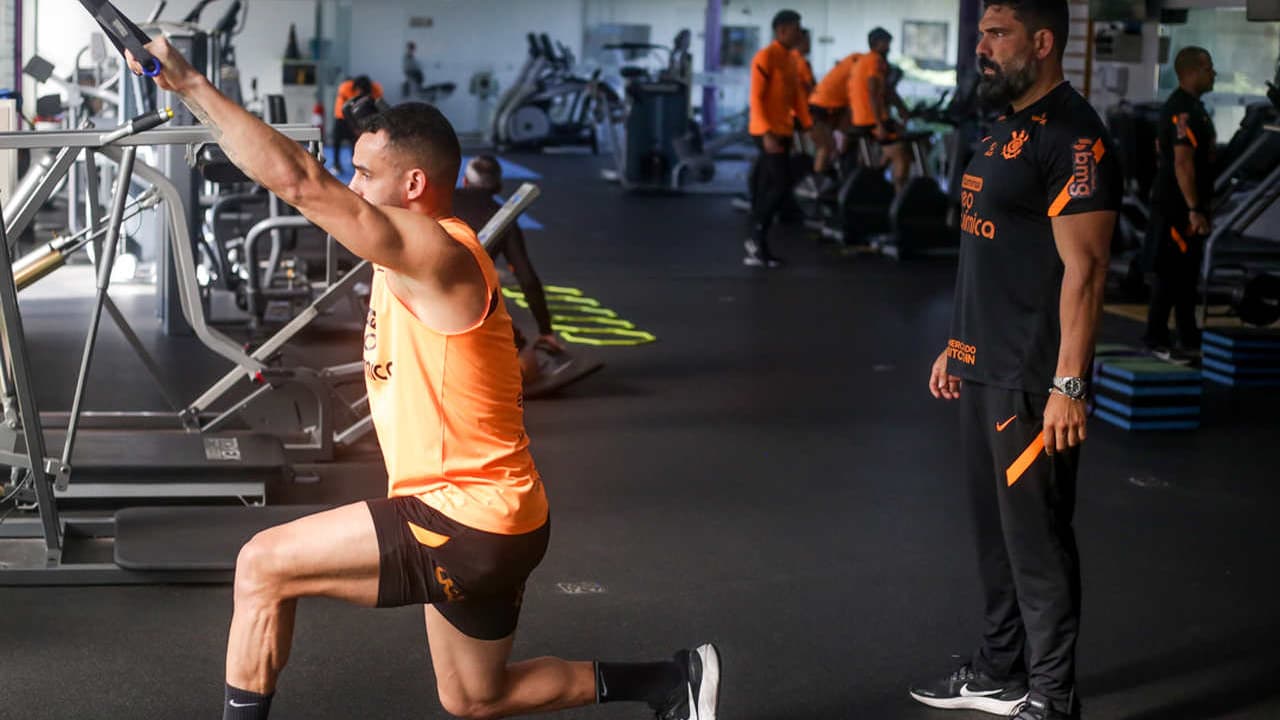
[
  {"xmin": 331, "ymin": 75, "xmax": 383, "ymax": 174},
  {"xmin": 849, "ymin": 28, "xmax": 913, "ymax": 193},
  {"xmin": 746, "ymin": 9, "xmax": 812, "ymax": 268},
  {"xmin": 806, "ymin": 51, "xmax": 862, "ymax": 191},
  {"xmin": 127, "ymin": 36, "xmax": 721, "ymax": 720},
  {"xmin": 792, "ymin": 29, "xmax": 815, "ymax": 98}
]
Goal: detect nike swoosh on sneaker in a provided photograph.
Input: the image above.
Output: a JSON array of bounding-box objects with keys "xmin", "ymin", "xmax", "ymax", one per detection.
[{"xmin": 959, "ymin": 683, "xmax": 1007, "ymax": 698}]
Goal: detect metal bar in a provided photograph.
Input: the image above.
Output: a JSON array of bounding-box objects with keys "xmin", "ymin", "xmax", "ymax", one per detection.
[
  {"xmin": 1199, "ymin": 161, "xmax": 1280, "ymax": 325},
  {"xmin": 97, "ymin": 146, "xmax": 265, "ymax": 375},
  {"xmin": 101, "ymin": 296, "xmax": 184, "ymax": 412},
  {"xmin": 0, "ymin": 199, "xmax": 62, "ymax": 555},
  {"xmin": 0, "ymin": 123, "xmax": 321, "ymax": 150},
  {"xmin": 54, "ymin": 481, "xmax": 264, "ymax": 499},
  {"xmin": 4, "ymin": 146, "xmax": 80, "ymax": 242},
  {"xmin": 1213, "ymin": 133, "xmax": 1268, "ymax": 199},
  {"xmin": 63, "ymin": 147, "xmax": 139, "ymax": 474},
  {"xmin": 187, "ymin": 263, "xmax": 371, "ymax": 417},
  {"xmin": 242, "ymin": 215, "xmax": 314, "ymax": 324}
]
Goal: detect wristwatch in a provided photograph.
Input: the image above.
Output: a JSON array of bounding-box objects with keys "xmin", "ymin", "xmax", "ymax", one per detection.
[{"xmin": 1051, "ymin": 376, "xmax": 1088, "ymax": 400}]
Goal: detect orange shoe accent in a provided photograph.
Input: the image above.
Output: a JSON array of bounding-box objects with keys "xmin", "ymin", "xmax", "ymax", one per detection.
[
  {"xmin": 408, "ymin": 522, "xmax": 451, "ymax": 548},
  {"xmin": 996, "ymin": 414, "xmax": 1017, "ymax": 433},
  {"xmin": 1005, "ymin": 434, "xmax": 1046, "ymax": 487}
]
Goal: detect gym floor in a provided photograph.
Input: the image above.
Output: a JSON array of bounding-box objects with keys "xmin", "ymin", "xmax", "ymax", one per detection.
[{"xmin": 2, "ymin": 152, "xmax": 1278, "ymax": 719}]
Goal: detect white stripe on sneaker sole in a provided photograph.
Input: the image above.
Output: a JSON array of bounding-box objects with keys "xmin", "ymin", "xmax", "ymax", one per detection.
[
  {"xmin": 693, "ymin": 644, "xmax": 721, "ymax": 720},
  {"xmin": 908, "ymin": 690, "xmax": 1027, "ymax": 715}
]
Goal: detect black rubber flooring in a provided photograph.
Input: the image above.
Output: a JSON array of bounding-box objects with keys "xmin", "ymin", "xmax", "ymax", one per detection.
[{"xmin": 2, "ymin": 152, "xmax": 1279, "ymax": 719}]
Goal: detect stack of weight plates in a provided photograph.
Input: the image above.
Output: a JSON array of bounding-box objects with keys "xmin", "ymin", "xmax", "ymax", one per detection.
[
  {"xmin": 1092, "ymin": 356, "xmax": 1202, "ymax": 430},
  {"xmin": 1201, "ymin": 329, "xmax": 1280, "ymax": 388}
]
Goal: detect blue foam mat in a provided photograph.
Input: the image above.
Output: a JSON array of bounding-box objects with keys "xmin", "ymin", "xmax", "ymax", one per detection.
[
  {"xmin": 1094, "ymin": 395, "xmax": 1201, "ymax": 419},
  {"xmin": 1095, "ymin": 407, "xmax": 1200, "ymax": 431},
  {"xmin": 1201, "ymin": 357, "xmax": 1280, "ymax": 377},
  {"xmin": 1203, "ymin": 369, "xmax": 1280, "ymax": 387},
  {"xmin": 1202, "ymin": 330, "xmax": 1280, "ymax": 350},
  {"xmin": 1095, "ymin": 376, "xmax": 1202, "ymax": 398},
  {"xmin": 1202, "ymin": 343, "xmax": 1280, "ymax": 361}
]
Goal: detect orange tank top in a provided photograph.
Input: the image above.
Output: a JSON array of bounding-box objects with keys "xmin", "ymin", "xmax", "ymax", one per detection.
[
  {"xmin": 849, "ymin": 52, "xmax": 888, "ymax": 127},
  {"xmin": 809, "ymin": 53, "xmax": 861, "ymax": 109},
  {"xmin": 363, "ymin": 217, "xmax": 548, "ymax": 535}
]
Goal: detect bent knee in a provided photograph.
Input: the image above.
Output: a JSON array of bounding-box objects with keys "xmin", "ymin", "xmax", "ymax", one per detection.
[
  {"xmin": 437, "ymin": 685, "xmax": 505, "ymax": 720},
  {"xmin": 234, "ymin": 531, "xmax": 290, "ymax": 597}
]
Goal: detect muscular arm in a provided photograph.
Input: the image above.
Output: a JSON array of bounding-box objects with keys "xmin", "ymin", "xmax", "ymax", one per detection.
[
  {"xmin": 867, "ymin": 75, "xmax": 888, "ymax": 123},
  {"xmin": 1051, "ymin": 211, "xmax": 1115, "ymax": 377},
  {"xmin": 132, "ymin": 38, "xmax": 484, "ymax": 330},
  {"xmin": 1173, "ymin": 144, "xmax": 1200, "ymax": 210}
]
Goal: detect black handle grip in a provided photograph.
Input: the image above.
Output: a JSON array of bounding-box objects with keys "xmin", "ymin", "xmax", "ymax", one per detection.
[{"xmin": 78, "ymin": 0, "xmax": 162, "ymax": 77}]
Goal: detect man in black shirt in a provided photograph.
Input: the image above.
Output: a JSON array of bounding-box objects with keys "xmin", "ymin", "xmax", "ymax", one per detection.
[
  {"xmin": 910, "ymin": 3, "xmax": 1119, "ymax": 720},
  {"xmin": 1144, "ymin": 47, "xmax": 1217, "ymax": 353}
]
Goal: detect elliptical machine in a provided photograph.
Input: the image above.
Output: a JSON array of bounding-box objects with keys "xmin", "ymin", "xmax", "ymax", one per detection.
[
  {"xmin": 490, "ymin": 33, "xmax": 616, "ymax": 152},
  {"xmin": 600, "ymin": 30, "xmax": 752, "ymax": 193}
]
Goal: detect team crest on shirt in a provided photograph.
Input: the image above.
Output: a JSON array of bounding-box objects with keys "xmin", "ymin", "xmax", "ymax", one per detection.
[
  {"xmin": 363, "ymin": 307, "xmax": 393, "ymax": 382},
  {"xmin": 1068, "ymin": 138, "xmax": 1097, "ymax": 199},
  {"xmin": 1002, "ymin": 130, "xmax": 1029, "ymax": 160}
]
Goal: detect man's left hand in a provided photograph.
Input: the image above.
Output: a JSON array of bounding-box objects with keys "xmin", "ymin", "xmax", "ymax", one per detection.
[
  {"xmin": 1043, "ymin": 392, "xmax": 1087, "ymax": 455},
  {"xmin": 125, "ymin": 37, "xmax": 205, "ymax": 95}
]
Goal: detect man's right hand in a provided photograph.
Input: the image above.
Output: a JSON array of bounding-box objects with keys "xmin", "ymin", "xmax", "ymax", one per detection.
[
  {"xmin": 126, "ymin": 37, "xmax": 206, "ymax": 96},
  {"xmin": 762, "ymin": 132, "xmax": 785, "ymax": 154},
  {"xmin": 1188, "ymin": 209, "xmax": 1211, "ymax": 236},
  {"xmin": 929, "ymin": 350, "xmax": 962, "ymax": 400}
]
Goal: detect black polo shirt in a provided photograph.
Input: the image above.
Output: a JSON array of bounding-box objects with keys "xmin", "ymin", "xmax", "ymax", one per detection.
[
  {"xmin": 1151, "ymin": 87, "xmax": 1215, "ymax": 216},
  {"xmin": 946, "ymin": 81, "xmax": 1122, "ymax": 395}
]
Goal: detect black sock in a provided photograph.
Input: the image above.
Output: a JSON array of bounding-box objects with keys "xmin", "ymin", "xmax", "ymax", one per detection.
[
  {"xmin": 595, "ymin": 660, "xmax": 684, "ymax": 709},
  {"xmin": 224, "ymin": 684, "xmax": 273, "ymax": 720}
]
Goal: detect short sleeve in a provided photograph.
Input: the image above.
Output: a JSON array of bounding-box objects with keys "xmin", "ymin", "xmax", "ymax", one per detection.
[{"xmin": 1042, "ymin": 126, "xmax": 1123, "ymax": 217}]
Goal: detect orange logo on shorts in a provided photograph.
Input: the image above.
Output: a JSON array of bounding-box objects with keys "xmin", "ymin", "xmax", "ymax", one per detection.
[
  {"xmin": 435, "ymin": 565, "xmax": 465, "ymax": 601},
  {"xmin": 1002, "ymin": 130, "xmax": 1029, "ymax": 160}
]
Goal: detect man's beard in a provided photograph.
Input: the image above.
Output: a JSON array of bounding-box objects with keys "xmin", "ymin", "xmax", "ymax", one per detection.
[{"xmin": 976, "ymin": 54, "xmax": 1038, "ymax": 109}]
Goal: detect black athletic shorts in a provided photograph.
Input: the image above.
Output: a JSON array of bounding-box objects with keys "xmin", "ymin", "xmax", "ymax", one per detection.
[
  {"xmin": 367, "ymin": 496, "xmax": 550, "ymax": 640},
  {"xmin": 809, "ymin": 104, "xmax": 846, "ymax": 126},
  {"xmin": 852, "ymin": 121, "xmax": 903, "ymax": 145}
]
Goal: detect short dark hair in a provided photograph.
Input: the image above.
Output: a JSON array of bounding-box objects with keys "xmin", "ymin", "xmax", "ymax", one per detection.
[
  {"xmin": 364, "ymin": 102, "xmax": 461, "ymax": 190},
  {"xmin": 983, "ymin": 0, "xmax": 1070, "ymax": 60},
  {"xmin": 868, "ymin": 27, "xmax": 893, "ymax": 46},
  {"xmin": 1174, "ymin": 46, "xmax": 1210, "ymax": 76},
  {"xmin": 465, "ymin": 154, "xmax": 502, "ymax": 191},
  {"xmin": 352, "ymin": 75, "xmax": 373, "ymax": 95},
  {"xmin": 772, "ymin": 9, "xmax": 801, "ymax": 30}
]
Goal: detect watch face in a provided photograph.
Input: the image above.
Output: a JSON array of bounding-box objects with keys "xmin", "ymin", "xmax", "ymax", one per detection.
[{"xmin": 1063, "ymin": 378, "xmax": 1084, "ymax": 396}]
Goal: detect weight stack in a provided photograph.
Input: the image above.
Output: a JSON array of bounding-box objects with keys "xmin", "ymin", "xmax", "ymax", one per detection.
[
  {"xmin": 1092, "ymin": 357, "xmax": 1202, "ymax": 431},
  {"xmin": 1202, "ymin": 328, "xmax": 1280, "ymax": 388}
]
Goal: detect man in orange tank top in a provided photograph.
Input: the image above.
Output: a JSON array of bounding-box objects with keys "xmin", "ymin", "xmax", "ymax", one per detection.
[
  {"xmin": 849, "ymin": 28, "xmax": 914, "ymax": 194},
  {"xmin": 129, "ymin": 37, "xmax": 720, "ymax": 720}
]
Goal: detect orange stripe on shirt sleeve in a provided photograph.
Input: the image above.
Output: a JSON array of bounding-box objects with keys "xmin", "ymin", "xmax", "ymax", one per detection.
[
  {"xmin": 1048, "ymin": 178, "xmax": 1074, "ymax": 217},
  {"xmin": 1173, "ymin": 117, "xmax": 1199, "ymax": 148},
  {"xmin": 1006, "ymin": 434, "xmax": 1046, "ymax": 486}
]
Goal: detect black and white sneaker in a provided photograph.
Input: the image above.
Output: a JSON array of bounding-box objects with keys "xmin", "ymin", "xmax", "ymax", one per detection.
[
  {"xmin": 743, "ymin": 240, "xmax": 784, "ymax": 268},
  {"xmin": 656, "ymin": 644, "xmax": 721, "ymax": 720},
  {"xmin": 1011, "ymin": 693, "xmax": 1080, "ymax": 720},
  {"xmin": 908, "ymin": 663, "xmax": 1027, "ymax": 715}
]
